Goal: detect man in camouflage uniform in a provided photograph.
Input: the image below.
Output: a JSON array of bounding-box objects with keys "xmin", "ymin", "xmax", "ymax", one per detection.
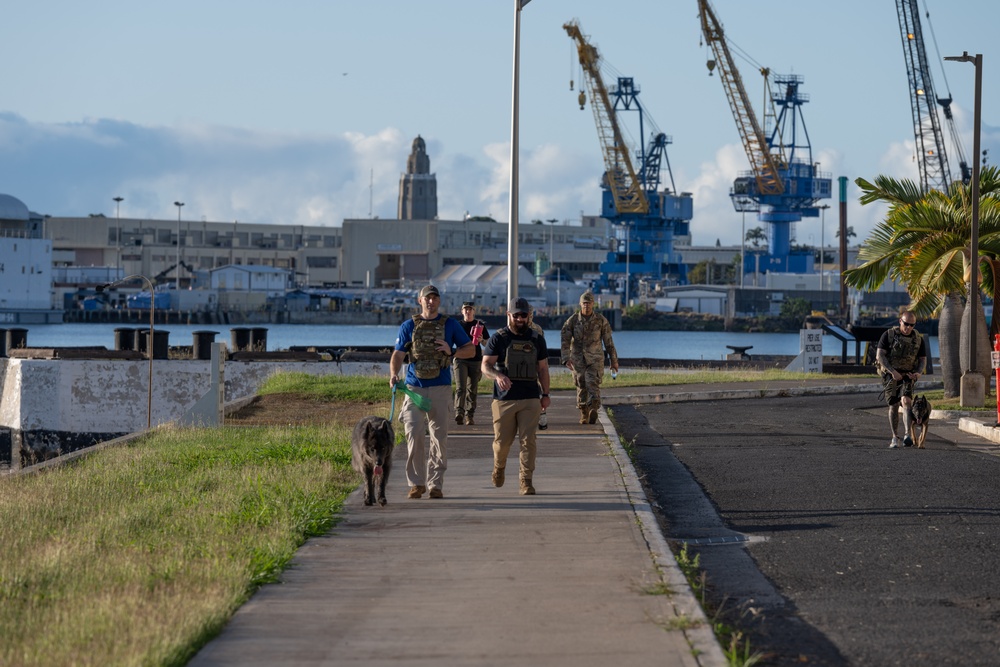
[
  {"xmin": 875, "ymin": 310, "xmax": 927, "ymax": 448},
  {"xmin": 560, "ymin": 291, "xmax": 618, "ymax": 424}
]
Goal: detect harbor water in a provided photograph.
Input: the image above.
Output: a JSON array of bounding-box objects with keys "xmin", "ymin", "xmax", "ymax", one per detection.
[{"xmin": 10, "ymin": 323, "xmax": 939, "ymax": 362}]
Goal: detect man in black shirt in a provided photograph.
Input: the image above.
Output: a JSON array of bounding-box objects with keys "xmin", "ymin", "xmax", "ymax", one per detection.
[{"xmin": 481, "ymin": 297, "xmax": 551, "ymax": 495}]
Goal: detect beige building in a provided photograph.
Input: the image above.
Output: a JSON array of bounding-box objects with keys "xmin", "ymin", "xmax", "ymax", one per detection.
[{"xmin": 43, "ymin": 214, "xmax": 610, "ymax": 292}]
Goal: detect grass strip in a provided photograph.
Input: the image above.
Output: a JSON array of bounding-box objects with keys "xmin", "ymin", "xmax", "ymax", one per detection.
[{"xmin": 0, "ymin": 424, "xmax": 357, "ymax": 667}]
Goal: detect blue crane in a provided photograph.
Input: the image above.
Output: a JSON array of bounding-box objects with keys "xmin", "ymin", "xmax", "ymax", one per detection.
[
  {"xmin": 698, "ymin": 0, "xmax": 832, "ymax": 275},
  {"xmin": 564, "ymin": 19, "xmax": 693, "ymax": 296}
]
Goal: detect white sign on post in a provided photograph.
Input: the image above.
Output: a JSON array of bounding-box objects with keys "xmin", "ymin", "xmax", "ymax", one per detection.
[{"xmin": 800, "ymin": 329, "xmax": 823, "ymax": 373}]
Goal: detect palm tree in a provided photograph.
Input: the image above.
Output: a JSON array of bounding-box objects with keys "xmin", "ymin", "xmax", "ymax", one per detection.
[
  {"xmin": 844, "ymin": 166, "xmax": 1000, "ymax": 398},
  {"xmin": 745, "ymin": 226, "xmax": 767, "ymax": 248},
  {"xmin": 835, "ymin": 225, "xmax": 857, "ymax": 242}
]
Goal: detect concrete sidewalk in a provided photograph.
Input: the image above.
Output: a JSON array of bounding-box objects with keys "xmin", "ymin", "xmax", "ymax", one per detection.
[
  {"xmin": 189, "ymin": 393, "xmax": 725, "ymax": 667},
  {"xmin": 189, "ymin": 374, "xmax": 997, "ymax": 667}
]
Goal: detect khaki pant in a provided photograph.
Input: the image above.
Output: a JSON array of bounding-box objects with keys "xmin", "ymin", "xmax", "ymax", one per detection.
[
  {"xmin": 490, "ymin": 399, "xmax": 542, "ymax": 480},
  {"xmin": 400, "ymin": 383, "xmax": 453, "ymax": 491}
]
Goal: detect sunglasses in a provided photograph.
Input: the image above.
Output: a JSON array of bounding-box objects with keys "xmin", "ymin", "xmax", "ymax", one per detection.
[
  {"xmin": 899, "ymin": 319, "xmax": 915, "ymax": 328},
  {"xmin": 511, "ymin": 313, "xmax": 529, "ymax": 319}
]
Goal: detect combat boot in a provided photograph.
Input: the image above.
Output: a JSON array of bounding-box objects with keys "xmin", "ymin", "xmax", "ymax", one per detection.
[
  {"xmin": 579, "ymin": 406, "xmax": 589, "ymax": 424},
  {"xmin": 588, "ymin": 401, "xmax": 599, "ymax": 424}
]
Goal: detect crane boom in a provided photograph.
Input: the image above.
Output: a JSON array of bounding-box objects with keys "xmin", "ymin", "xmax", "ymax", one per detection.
[
  {"xmin": 896, "ymin": 0, "xmax": 951, "ymax": 193},
  {"xmin": 564, "ymin": 19, "xmax": 648, "ymax": 215},
  {"xmin": 697, "ymin": 0, "xmax": 784, "ymax": 197}
]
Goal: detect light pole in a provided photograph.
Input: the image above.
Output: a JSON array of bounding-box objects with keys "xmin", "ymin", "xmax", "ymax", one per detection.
[
  {"xmin": 97, "ymin": 274, "xmax": 155, "ymax": 430},
  {"xmin": 819, "ymin": 204, "xmax": 829, "ymax": 295},
  {"xmin": 944, "ymin": 51, "xmax": 983, "ymax": 405},
  {"xmin": 740, "ymin": 211, "xmax": 746, "ymax": 289},
  {"xmin": 507, "ymin": 0, "xmax": 531, "ymax": 302},
  {"xmin": 624, "ymin": 222, "xmax": 630, "ymax": 308},
  {"xmin": 547, "ymin": 219, "xmax": 560, "ymax": 314},
  {"xmin": 174, "ymin": 201, "xmax": 184, "ymax": 288},
  {"xmin": 113, "ymin": 196, "xmax": 123, "ymax": 279}
]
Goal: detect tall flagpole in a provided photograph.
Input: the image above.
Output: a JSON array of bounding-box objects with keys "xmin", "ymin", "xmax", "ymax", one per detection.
[{"xmin": 507, "ymin": 0, "xmax": 530, "ymax": 302}]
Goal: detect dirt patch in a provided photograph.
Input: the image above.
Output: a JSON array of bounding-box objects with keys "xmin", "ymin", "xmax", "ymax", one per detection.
[{"xmin": 226, "ymin": 394, "xmax": 386, "ymax": 428}]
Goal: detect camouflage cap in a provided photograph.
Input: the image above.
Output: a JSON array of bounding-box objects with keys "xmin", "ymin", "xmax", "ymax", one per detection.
[
  {"xmin": 580, "ymin": 291, "xmax": 595, "ymax": 303},
  {"xmin": 462, "ymin": 301, "xmax": 476, "ymax": 308}
]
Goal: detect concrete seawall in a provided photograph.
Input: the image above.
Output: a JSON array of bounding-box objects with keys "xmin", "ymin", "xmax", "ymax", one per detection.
[{"xmin": 0, "ymin": 356, "xmax": 384, "ymax": 469}]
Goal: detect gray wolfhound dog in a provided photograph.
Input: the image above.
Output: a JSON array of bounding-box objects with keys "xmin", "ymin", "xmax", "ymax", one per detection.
[{"xmin": 351, "ymin": 416, "xmax": 395, "ymax": 506}]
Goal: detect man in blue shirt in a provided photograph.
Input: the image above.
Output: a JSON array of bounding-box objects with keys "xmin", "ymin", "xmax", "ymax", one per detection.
[{"xmin": 389, "ymin": 285, "xmax": 474, "ymax": 499}]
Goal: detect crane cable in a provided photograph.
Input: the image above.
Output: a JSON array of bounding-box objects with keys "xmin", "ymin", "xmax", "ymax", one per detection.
[
  {"xmin": 920, "ymin": 0, "xmax": 952, "ymax": 99},
  {"xmin": 701, "ymin": 26, "xmax": 787, "ymax": 161},
  {"xmin": 575, "ymin": 42, "xmax": 666, "ymax": 172}
]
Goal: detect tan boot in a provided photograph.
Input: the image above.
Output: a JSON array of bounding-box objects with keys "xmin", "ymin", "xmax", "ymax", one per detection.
[
  {"xmin": 519, "ymin": 478, "xmax": 535, "ymax": 495},
  {"xmin": 579, "ymin": 407, "xmax": 589, "ymax": 424},
  {"xmin": 492, "ymin": 466, "xmax": 505, "ymax": 488}
]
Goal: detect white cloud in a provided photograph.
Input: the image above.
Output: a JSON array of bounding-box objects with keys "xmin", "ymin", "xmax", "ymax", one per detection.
[{"xmin": 0, "ymin": 112, "xmax": 996, "ymax": 261}]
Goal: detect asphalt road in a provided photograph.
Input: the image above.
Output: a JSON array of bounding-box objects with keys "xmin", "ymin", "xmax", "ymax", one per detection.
[{"xmin": 613, "ymin": 393, "xmax": 1000, "ymax": 667}]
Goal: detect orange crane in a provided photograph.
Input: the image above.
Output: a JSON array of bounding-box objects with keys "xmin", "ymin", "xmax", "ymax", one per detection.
[
  {"xmin": 697, "ymin": 0, "xmax": 784, "ymax": 198},
  {"xmin": 563, "ymin": 19, "xmax": 648, "ymax": 215},
  {"xmin": 697, "ymin": 0, "xmax": 831, "ymax": 274},
  {"xmin": 562, "ymin": 18, "xmax": 693, "ymax": 288}
]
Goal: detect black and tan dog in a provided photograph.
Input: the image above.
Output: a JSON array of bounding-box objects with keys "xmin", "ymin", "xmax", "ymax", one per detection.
[
  {"xmin": 351, "ymin": 416, "xmax": 395, "ymax": 506},
  {"xmin": 907, "ymin": 394, "xmax": 931, "ymax": 448}
]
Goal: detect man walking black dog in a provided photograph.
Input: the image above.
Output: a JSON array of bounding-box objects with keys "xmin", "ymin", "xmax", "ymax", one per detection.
[{"xmin": 876, "ymin": 310, "xmax": 927, "ymax": 448}]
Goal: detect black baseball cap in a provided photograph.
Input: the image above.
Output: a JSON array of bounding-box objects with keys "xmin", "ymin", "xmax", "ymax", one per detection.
[{"xmin": 507, "ymin": 297, "xmax": 530, "ymax": 315}]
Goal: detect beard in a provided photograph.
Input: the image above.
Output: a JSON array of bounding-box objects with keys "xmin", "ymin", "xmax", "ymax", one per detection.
[{"xmin": 509, "ymin": 318, "xmax": 528, "ymax": 335}]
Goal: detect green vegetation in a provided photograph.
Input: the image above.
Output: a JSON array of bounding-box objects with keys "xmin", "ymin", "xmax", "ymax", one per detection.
[
  {"xmin": 674, "ymin": 543, "xmax": 764, "ymax": 667},
  {"xmin": 920, "ymin": 388, "xmax": 994, "ymax": 412},
  {"xmin": 1, "ymin": 416, "xmax": 358, "ymax": 666},
  {"xmin": 257, "ymin": 371, "xmax": 389, "ymax": 402}
]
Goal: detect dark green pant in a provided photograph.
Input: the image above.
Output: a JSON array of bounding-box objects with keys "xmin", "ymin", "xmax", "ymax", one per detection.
[{"xmin": 453, "ymin": 358, "xmax": 482, "ymax": 418}]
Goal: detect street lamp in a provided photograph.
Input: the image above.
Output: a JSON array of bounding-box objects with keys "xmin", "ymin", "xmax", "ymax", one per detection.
[
  {"xmin": 174, "ymin": 201, "xmax": 184, "ymax": 288},
  {"xmin": 113, "ymin": 196, "xmax": 123, "ymax": 279},
  {"xmin": 740, "ymin": 211, "xmax": 746, "ymax": 289},
  {"xmin": 944, "ymin": 51, "xmax": 983, "ymax": 405},
  {"xmin": 97, "ymin": 274, "xmax": 155, "ymax": 430},
  {"xmin": 547, "ymin": 219, "xmax": 561, "ymax": 314},
  {"xmin": 507, "ymin": 0, "xmax": 531, "ymax": 302},
  {"xmin": 624, "ymin": 222, "xmax": 630, "ymax": 308},
  {"xmin": 819, "ymin": 204, "xmax": 830, "ymax": 295}
]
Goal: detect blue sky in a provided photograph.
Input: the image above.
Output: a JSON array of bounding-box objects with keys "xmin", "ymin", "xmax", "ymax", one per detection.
[{"xmin": 1, "ymin": 0, "xmax": 998, "ymax": 247}]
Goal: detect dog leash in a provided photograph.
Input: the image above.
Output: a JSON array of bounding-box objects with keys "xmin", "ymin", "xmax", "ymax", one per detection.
[{"xmin": 389, "ymin": 384, "xmax": 398, "ymax": 422}]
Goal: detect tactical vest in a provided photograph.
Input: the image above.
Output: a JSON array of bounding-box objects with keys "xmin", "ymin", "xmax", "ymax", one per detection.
[
  {"xmin": 876, "ymin": 327, "xmax": 922, "ymax": 374},
  {"xmin": 410, "ymin": 315, "xmax": 449, "ymax": 379},
  {"xmin": 499, "ymin": 330, "xmax": 539, "ymax": 381}
]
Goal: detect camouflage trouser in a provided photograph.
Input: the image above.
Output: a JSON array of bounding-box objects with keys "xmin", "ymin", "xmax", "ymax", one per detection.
[
  {"xmin": 881, "ymin": 372, "xmax": 915, "ymax": 406},
  {"xmin": 572, "ymin": 361, "xmax": 604, "ymax": 408}
]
